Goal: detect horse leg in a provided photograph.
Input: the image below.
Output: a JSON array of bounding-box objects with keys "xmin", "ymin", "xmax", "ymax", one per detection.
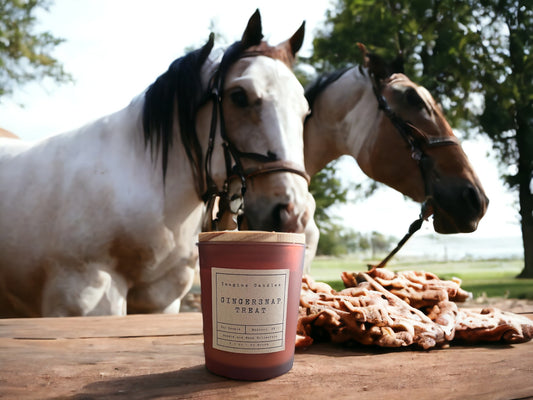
[
  {"xmin": 302, "ymin": 192, "xmax": 319, "ymax": 275},
  {"xmin": 126, "ymin": 254, "xmax": 197, "ymax": 314},
  {"xmin": 304, "ymin": 217, "xmax": 319, "ymax": 275},
  {"xmin": 42, "ymin": 262, "xmax": 128, "ymax": 317}
]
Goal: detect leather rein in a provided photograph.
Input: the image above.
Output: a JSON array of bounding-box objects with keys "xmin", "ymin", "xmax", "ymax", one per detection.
[
  {"xmin": 201, "ymin": 42, "xmax": 310, "ymax": 231},
  {"xmin": 369, "ymin": 72, "xmax": 460, "ymax": 268}
]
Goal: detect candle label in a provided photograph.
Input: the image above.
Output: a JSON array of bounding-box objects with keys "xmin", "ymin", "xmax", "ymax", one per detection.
[{"xmin": 211, "ymin": 268, "xmax": 289, "ymax": 354}]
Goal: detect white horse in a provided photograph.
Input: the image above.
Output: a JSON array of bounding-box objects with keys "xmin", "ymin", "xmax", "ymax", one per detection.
[
  {"xmin": 300, "ymin": 44, "xmax": 489, "ymax": 271},
  {"xmin": 0, "ymin": 10, "xmax": 311, "ymax": 317}
]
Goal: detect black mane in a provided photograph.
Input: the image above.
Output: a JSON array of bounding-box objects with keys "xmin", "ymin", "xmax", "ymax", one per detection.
[
  {"xmin": 304, "ymin": 67, "xmax": 353, "ymax": 119},
  {"xmin": 142, "ymin": 34, "xmax": 215, "ymax": 189}
]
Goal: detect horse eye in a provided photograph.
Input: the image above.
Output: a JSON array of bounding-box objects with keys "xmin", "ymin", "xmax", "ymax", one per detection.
[
  {"xmin": 229, "ymin": 89, "xmax": 249, "ymax": 108},
  {"xmin": 405, "ymin": 87, "xmax": 425, "ymax": 109}
]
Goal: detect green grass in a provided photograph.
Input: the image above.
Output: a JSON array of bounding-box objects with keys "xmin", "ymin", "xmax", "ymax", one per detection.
[{"xmin": 309, "ymin": 256, "xmax": 533, "ymax": 300}]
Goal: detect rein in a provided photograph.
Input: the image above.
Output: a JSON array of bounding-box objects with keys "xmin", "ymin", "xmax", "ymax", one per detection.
[
  {"xmin": 369, "ymin": 73, "xmax": 459, "ymax": 268},
  {"xmin": 201, "ymin": 44, "xmax": 309, "ymax": 231}
]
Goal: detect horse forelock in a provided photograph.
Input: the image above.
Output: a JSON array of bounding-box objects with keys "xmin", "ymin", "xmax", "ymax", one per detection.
[
  {"xmin": 385, "ymin": 73, "xmax": 448, "ymax": 122},
  {"xmin": 416, "ymin": 85, "xmax": 445, "ymax": 117},
  {"xmin": 246, "ymin": 41, "xmax": 294, "ymax": 68}
]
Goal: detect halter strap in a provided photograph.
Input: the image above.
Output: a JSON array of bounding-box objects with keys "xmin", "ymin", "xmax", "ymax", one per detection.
[
  {"xmin": 201, "ymin": 42, "xmax": 309, "ymax": 231},
  {"xmin": 371, "ymin": 84, "xmax": 459, "ymax": 160},
  {"xmin": 243, "ymin": 160, "xmax": 311, "ymax": 184},
  {"xmin": 368, "ymin": 71, "xmax": 459, "ymax": 268}
]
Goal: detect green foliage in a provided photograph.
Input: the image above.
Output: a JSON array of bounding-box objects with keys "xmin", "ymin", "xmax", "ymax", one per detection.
[
  {"xmin": 314, "ymin": 221, "xmax": 350, "ymax": 256},
  {"xmin": 315, "ymin": 222, "xmax": 374, "ymax": 256},
  {"xmin": 309, "ymin": 161, "xmax": 351, "ymax": 255},
  {"xmin": 370, "ymin": 231, "xmax": 397, "ymax": 256},
  {"xmin": 309, "ymin": 160, "xmax": 348, "ymax": 226},
  {"xmin": 312, "ymin": 0, "xmax": 498, "ymax": 128},
  {"xmin": 0, "ymin": 0, "xmax": 71, "ymax": 99}
]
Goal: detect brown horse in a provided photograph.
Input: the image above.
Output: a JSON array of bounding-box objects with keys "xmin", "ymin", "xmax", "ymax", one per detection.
[
  {"xmin": 301, "ymin": 44, "xmax": 488, "ymax": 266},
  {"xmin": 0, "ymin": 128, "xmax": 19, "ymax": 139}
]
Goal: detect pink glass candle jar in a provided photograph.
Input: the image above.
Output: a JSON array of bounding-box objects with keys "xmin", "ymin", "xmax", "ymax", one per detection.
[{"xmin": 197, "ymin": 231, "xmax": 306, "ymax": 380}]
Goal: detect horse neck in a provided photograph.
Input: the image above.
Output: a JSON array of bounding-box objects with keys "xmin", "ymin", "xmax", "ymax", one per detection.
[
  {"xmin": 304, "ymin": 67, "xmax": 380, "ymax": 176},
  {"xmin": 88, "ymin": 95, "xmax": 202, "ymax": 220}
]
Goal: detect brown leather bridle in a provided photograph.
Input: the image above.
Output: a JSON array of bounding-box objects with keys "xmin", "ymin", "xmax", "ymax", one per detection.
[
  {"xmin": 201, "ymin": 41, "xmax": 309, "ymax": 231},
  {"xmin": 369, "ymin": 71, "xmax": 460, "ymax": 268}
]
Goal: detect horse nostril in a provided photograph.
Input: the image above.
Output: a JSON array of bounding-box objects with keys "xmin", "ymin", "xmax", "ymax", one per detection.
[
  {"xmin": 272, "ymin": 202, "xmax": 297, "ymax": 232},
  {"xmin": 462, "ymin": 185, "xmax": 482, "ymax": 215},
  {"xmin": 271, "ymin": 204, "xmax": 285, "ymax": 231}
]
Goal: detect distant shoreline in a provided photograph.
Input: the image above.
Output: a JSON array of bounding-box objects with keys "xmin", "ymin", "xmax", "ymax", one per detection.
[{"xmin": 392, "ymin": 233, "xmax": 523, "ymax": 261}]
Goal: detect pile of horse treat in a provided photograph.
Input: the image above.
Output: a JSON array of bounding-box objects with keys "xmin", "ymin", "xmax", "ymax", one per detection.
[{"xmin": 296, "ymin": 268, "xmax": 533, "ymax": 349}]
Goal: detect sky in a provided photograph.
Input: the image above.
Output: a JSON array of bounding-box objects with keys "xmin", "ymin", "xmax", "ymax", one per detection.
[{"xmin": 0, "ymin": 0, "xmax": 523, "ymax": 255}]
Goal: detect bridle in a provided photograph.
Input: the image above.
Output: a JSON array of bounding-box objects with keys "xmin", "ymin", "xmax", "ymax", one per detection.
[
  {"xmin": 201, "ymin": 41, "xmax": 310, "ymax": 231},
  {"xmin": 369, "ymin": 72, "xmax": 460, "ymax": 268}
]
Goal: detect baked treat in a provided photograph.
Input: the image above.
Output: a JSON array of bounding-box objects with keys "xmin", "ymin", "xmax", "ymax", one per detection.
[
  {"xmin": 341, "ymin": 268, "xmax": 471, "ymax": 308},
  {"xmin": 298, "ymin": 274, "xmax": 451, "ymax": 349},
  {"xmin": 296, "ymin": 270, "xmax": 533, "ymax": 350},
  {"xmin": 455, "ymin": 307, "xmax": 533, "ymax": 344}
]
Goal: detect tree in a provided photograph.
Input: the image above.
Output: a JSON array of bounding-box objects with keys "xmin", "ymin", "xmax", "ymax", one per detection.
[
  {"xmin": 310, "ymin": 0, "xmax": 533, "ymax": 277},
  {"xmin": 309, "ymin": 161, "xmax": 351, "ymax": 255},
  {"xmin": 0, "ymin": 0, "xmax": 71, "ymax": 100},
  {"xmin": 370, "ymin": 231, "xmax": 396, "ymax": 258}
]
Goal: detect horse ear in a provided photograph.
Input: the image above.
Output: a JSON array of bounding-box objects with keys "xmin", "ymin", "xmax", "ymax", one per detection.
[
  {"xmin": 358, "ymin": 42, "xmax": 391, "ymax": 84},
  {"xmin": 275, "ymin": 21, "xmax": 306, "ymax": 67},
  {"xmin": 288, "ymin": 21, "xmax": 306, "ymax": 56},
  {"xmin": 198, "ymin": 33, "xmax": 215, "ymax": 66},
  {"xmin": 391, "ymin": 53, "xmax": 404, "ymax": 74},
  {"xmin": 241, "ymin": 9, "xmax": 264, "ymax": 48}
]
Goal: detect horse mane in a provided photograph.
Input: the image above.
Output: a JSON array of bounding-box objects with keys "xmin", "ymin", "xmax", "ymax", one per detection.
[
  {"xmin": 142, "ymin": 27, "xmax": 293, "ymax": 195},
  {"xmin": 304, "ymin": 67, "xmax": 352, "ymax": 117},
  {"xmin": 142, "ymin": 34, "xmax": 215, "ymax": 190}
]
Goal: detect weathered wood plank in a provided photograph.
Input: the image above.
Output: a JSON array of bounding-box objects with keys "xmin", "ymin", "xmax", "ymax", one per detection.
[
  {"xmin": 0, "ymin": 313, "xmax": 203, "ymax": 339},
  {"xmin": 0, "ymin": 313, "xmax": 531, "ymax": 400}
]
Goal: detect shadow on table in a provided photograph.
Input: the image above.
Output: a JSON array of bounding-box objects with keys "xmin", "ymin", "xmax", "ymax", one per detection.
[{"xmin": 61, "ymin": 364, "xmax": 252, "ymax": 400}]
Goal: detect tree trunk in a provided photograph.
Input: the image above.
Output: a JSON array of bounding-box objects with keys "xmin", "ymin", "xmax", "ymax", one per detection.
[
  {"xmin": 515, "ymin": 106, "xmax": 533, "ymax": 278},
  {"xmin": 516, "ymin": 169, "xmax": 533, "ymax": 278},
  {"xmin": 517, "ymin": 219, "xmax": 533, "ymax": 278},
  {"xmin": 510, "ymin": 4, "xmax": 533, "ymax": 278}
]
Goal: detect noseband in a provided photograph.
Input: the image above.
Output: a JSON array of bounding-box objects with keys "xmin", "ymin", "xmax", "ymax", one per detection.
[
  {"xmin": 371, "ymin": 81, "xmax": 459, "ymax": 199},
  {"xmin": 369, "ymin": 73, "xmax": 459, "ymax": 268},
  {"xmin": 201, "ymin": 42, "xmax": 310, "ymax": 231}
]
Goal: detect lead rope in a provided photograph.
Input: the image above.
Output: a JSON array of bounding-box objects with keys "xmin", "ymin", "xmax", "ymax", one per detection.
[{"xmin": 368, "ymin": 201, "xmax": 432, "ymax": 269}]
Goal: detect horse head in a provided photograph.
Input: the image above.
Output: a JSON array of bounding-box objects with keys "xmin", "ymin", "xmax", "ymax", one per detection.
[
  {"xmin": 200, "ymin": 10, "xmax": 311, "ymax": 233},
  {"xmin": 356, "ymin": 44, "xmax": 488, "ymax": 233},
  {"xmin": 143, "ymin": 10, "xmax": 310, "ymax": 234},
  {"xmin": 304, "ymin": 44, "xmax": 488, "ymax": 235}
]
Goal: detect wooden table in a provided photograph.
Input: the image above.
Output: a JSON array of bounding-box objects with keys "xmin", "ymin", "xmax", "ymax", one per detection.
[{"xmin": 1, "ymin": 312, "xmax": 532, "ymax": 399}]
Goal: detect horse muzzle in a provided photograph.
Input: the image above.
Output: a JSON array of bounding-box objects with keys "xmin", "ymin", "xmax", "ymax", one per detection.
[
  {"xmin": 241, "ymin": 174, "xmax": 310, "ymax": 233},
  {"xmin": 242, "ymin": 197, "xmax": 310, "ymax": 233},
  {"xmin": 430, "ymin": 178, "xmax": 489, "ymax": 234}
]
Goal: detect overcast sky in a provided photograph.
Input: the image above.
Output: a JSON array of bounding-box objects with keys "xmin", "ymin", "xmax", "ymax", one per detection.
[{"xmin": 0, "ymin": 0, "xmax": 522, "ymax": 248}]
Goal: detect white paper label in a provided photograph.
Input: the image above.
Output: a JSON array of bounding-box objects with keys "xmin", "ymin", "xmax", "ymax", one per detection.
[{"xmin": 211, "ymin": 267, "xmax": 290, "ymax": 354}]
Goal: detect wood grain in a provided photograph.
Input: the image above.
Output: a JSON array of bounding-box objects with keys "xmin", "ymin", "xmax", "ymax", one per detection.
[{"xmin": 1, "ymin": 313, "xmax": 532, "ymax": 399}]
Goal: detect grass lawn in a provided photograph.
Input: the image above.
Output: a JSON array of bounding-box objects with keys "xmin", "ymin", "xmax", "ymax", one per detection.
[{"xmin": 309, "ymin": 256, "xmax": 533, "ymax": 300}]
